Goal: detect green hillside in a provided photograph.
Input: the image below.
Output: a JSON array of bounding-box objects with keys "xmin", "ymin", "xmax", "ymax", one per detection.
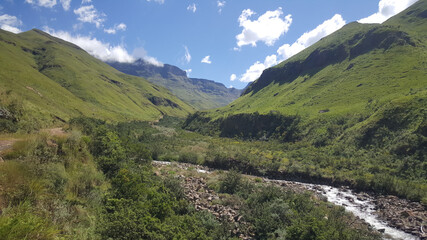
[
  {"xmin": 183, "ymin": 1, "xmax": 427, "ymax": 201},
  {"xmin": 108, "ymin": 60, "xmax": 242, "ymax": 110},
  {"xmin": 0, "ymin": 29, "xmax": 194, "ymax": 131},
  {"xmin": 185, "ymin": 0, "xmax": 426, "ymax": 136},
  {"xmin": 196, "ymin": 2, "xmax": 426, "ymax": 121}
]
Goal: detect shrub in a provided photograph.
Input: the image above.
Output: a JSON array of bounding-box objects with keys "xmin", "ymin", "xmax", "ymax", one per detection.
[
  {"xmin": 178, "ymin": 151, "xmax": 200, "ymax": 165},
  {"xmin": 219, "ymin": 170, "xmax": 242, "ymax": 194}
]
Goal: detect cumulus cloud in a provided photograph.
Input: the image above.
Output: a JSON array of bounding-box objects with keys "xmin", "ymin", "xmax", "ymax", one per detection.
[
  {"xmin": 43, "ymin": 27, "xmax": 134, "ymax": 63},
  {"xmin": 132, "ymin": 47, "xmax": 163, "ymax": 67},
  {"xmin": 25, "ymin": 0, "xmax": 57, "ymax": 8},
  {"xmin": 59, "ymin": 0, "xmax": 71, "ymax": 11},
  {"xmin": 0, "ymin": 14, "xmax": 22, "ymax": 33},
  {"xmin": 277, "ymin": 14, "xmax": 345, "ymax": 61},
  {"xmin": 183, "ymin": 46, "xmax": 191, "ymax": 63},
  {"xmin": 81, "ymin": 0, "xmax": 91, "ymax": 3},
  {"xmin": 230, "ymin": 74, "xmax": 237, "ymax": 81},
  {"xmin": 217, "ymin": 1, "xmax": 225, "ymax": 13},
  {"xmin": 146, "ymin": 0, "xmax": 164, "ymax": 4},
  {"xmin": 239, "ymin": 54, "xmax": 277, "ymax": 83},
  {"xmin": 238, "ymin": 14, "xmax": 345, "ymax": 83},
  {"xmin": 201, "ymin": 55, "xmax": 212, "ymax": 64},
  {"xmin": 74, "ymin": 5, "xmax": 106, "ymax": 28},
  {"xmin": 187, "ymin": 3, "xmax": 196, "ymax": 13},
  {"xmin": 236, "ymin": 8, "xmax": 292, "ymax": 48},
  {"xmin": 359, "ymin": 0, "xmax": 418, "ymax": 24},
  {"xmin": 104, "ymin": 23, "xmax": 126, "ymax": 34}
]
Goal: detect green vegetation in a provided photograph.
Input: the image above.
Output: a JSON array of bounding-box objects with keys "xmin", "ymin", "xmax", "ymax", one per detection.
[
  {"xmin": 215, "ymin": 171, "xmax": 379, "ymax": 240},
  {"xmin": 0, "ymin": 132, "xmax": 106, "ymax": 239},
  {"xmin": 0, "ymin": 1, "xmax": 425, "ymax": 239},
  {"xmin": 1, "ymin": 118, "xmax": 381, "ymax": 239},
  {"xmin": 183, "ymin": 1, "xmax": 427, "ymax": 202},
  {"xmin": 108, "ymin": 60, "xmax": 242, "ymax": 110},
  {"xmin": 0, "ymin": 28, "xmax": 194, "ymax": 132},
  {"xmin": 0, "ymin": 122, "xmax": 232, "ymax": 239}
]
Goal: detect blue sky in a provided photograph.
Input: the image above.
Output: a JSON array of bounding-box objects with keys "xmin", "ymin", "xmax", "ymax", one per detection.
[{"xmin": 0, "ymin": 0, "xmax": 419, "ymax": 89}]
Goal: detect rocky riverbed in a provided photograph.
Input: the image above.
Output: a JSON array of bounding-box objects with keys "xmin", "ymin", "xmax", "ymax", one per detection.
[{"xmin": 152, "ymin": 161, "xmax": 426, "ymax": 240}]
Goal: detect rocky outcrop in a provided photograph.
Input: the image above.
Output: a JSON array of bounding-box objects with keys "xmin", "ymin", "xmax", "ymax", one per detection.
[
  {"xmin": 374, "ymin": 195, "xmax": 427, "ymax": 239},
  {"xmin": 183, "ymin": 177, "xmax": 253, "ymax": 239}
]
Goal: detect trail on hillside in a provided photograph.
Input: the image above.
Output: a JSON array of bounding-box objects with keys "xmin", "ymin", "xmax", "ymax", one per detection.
[
  {"xmin": 0, "ymin": 128, "xmax": 67, "ymax": 159},
  {"xmin": 0, "ymin": 139, "xmax": 18, "ymax": 155}
]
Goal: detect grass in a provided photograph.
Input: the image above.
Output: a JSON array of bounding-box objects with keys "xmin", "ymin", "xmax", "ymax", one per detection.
[
  {"xmin": 0, "ymin": 131, "xmax": 108, "ymax": 239},
  {"xmin": 0, "ymin": 28, "xmax": 194, "ymax": 132}
]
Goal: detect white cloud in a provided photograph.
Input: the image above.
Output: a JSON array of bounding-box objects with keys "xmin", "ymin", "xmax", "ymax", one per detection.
[
  {"xmin": 185, "ymin": 69, "xmax": 192, "ymax": 77},
  {"xmin": 217, "ymin": 1, "xmax": 225, "ymax": 13},
  {"xmin": 277, "ymin": 14, "xmax": 345, "ymax": 61},
  {"xmin": 132, "ymin": 47, "xmax": 163, "ymax": 67},
  {"xmin": 230, "ymin": 74, "xmax": 237, "ymax": 81},
  {"xmin": 43, "ymin": 27, "xmax": 134, "ymax": 63},
  {"xmin": 184, "ymin": 46, "xmax": 191, "ymax": 63},
  {"xmin": 239, "ymin": 54, "xmax": 277, "ymax": 82},
  {"xmin": 104, "ymin": 23, "xmax": 127, "ymax": 34},
  {"xmin": 236, "ymin": 8, "xmax": 292, "ymax": 48},
  {"xmin": 359, "ymin": 0, "xmax": 418, "ymax": 24},
  {"xmin": 25, "ymin": 0, "xmax": 57, "ymax": 8},
  {"xmin": 59, "ymin": 0, "xmax": 71, "ymax": 11},
  {"xmin": 146, "ymin": 0, "xmax": 164, "ymax": 4},
  {"xmin": 81, "ymin": 0, "xmax": 91, "ymax": 3},
  {"xmin": 74, "ymin": 5, "xmax": 106, "ymax": 28},
  {"xmin": 201, "ymin": 55, "xmax": 212, "ymax": 64},
  {"xmin": 238, "ymin": 14, "xmax": 345, "ymax": 83},
  {"xmin": 187, "ymin": 3, "xmax": 196, "ymax": 13},
  {"xmin": 0, "ymin": 14, "xmax": 22, "ymax": 33}
]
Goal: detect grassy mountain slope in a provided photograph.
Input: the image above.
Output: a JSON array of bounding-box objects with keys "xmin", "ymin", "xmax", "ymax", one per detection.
[
  {"xmin": 108, "ymin": 60, "xmax": 242, "ymax": 110},
  {"xmin": 0, "ymin": 29, "xmax": 194, "ymax": 131},
  {"xmin": 206, "ymin": 3, "xmax": 426, "ymax": 121},
  {"xmin": 183, "ymin": 1, "xmax": 426, "ymax": 201},
  {"xmin": 187, "ymin": 1, "xmax": 426, "ymax": 132}
]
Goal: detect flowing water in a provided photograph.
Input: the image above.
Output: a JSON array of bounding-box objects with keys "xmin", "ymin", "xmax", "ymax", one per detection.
[
  {"xmin": 153, "ymin": 161, "xmax": 420, "ymax": 240},
  {"xmin": 289, "ymin": 182, "xmax": 419, "ymax": 240}
]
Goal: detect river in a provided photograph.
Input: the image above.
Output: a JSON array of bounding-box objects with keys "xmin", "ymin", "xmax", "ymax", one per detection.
[{"xmin": 153, "ymin": 161, "xmax": 421, "ymax": 240}]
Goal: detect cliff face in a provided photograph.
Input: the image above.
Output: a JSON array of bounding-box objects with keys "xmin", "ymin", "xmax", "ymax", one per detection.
[{"xmin": 108, "ymin": 59, "xmax": 242, "ymax": 110}]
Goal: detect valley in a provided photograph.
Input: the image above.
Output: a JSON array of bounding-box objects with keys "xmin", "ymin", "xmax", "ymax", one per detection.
[{"xmin": 0, "ymin": 0, "xmax": 426, "ymax": 239}]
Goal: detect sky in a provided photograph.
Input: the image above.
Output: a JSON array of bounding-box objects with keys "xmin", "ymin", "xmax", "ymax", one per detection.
[{"xmin": 0, "ymin": 0, "xmax": 419, "ymax": 89}]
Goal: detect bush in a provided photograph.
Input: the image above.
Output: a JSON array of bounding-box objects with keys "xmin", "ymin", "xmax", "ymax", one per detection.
[
  {"xmin": 178, "ymin": 151, "xmax": 200, "ymax": 165},
  {"xmin": 219, "ymin": 170, "xmax": 242, "ymax": 194}
]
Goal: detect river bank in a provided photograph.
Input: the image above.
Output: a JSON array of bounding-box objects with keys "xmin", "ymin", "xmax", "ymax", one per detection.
[{"xmin": 153, "ymin": 161, "xmax": 425, "ymax": 240}]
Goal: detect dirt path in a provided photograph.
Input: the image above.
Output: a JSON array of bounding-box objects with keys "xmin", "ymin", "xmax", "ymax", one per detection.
[
  {"xmin": 40, "ymin": 128, "xmax": 67, "ymax": 137},
  {"xmin": 0, "ymin": 139, "xmax": 18, "ymax": 154},
  {"xmin": 0, "ymin": 128, "xmax": 67, "ymax": 159}
]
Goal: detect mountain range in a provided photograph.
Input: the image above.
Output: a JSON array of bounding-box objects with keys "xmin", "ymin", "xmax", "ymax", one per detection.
[{"xmin": 108, "ymin": 59, "xmax": 242, "ymax": 110}]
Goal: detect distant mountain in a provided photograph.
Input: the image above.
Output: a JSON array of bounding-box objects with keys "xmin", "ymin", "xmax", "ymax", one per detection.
[
  {"xmin": 108, "ymin": 59, "xmax": 242, "ymax": 110},
  {"xmin": 0, "ymin": 29, "xmax": 194, "ymax": 130}
]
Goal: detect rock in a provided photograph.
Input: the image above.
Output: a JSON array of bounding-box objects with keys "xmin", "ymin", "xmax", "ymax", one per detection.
[{"xmin": 378, "ymin": 229, "xmax": 385, "ymax": 233}]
